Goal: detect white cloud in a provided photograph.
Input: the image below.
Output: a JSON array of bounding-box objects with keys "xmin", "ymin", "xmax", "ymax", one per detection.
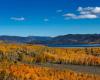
[
  {"xmin": 78, "ymin": 7, "xmax": 94, "ymax": 12},
  {"xmin": 63, "ymin": 13, "xmax": 76, "ymax": 17},
  {"xmin": 77, "ymin": 7, "xmax": 83, "ymax": 11},
  {"xmin": 10, "ymin": 17, "xmax": 25, "ymax": 21},
  {"xmin": 78, "ymin": 7, "xmax": 100, "ymax": 14},
  {"xmin": 63, "ymin": 7, "xmax": 100, "ymax": 19},
  {"xmin": 63, "ymin": 13, "xmax": 76, "ymax": 19},
  {"xmin": 92, "ymin": 7, "xmax": 100, "ymax": 13},
  {"xmin": 64, "ymin": 13, "xmax": 97, "ymax": 19},
  {"xmin": 76, "ymin": 14, "xmax": 97, "ymax": 19},
  {"xmin": 80, "ymin": 11, "xmax": 90, "ymax": 15}
]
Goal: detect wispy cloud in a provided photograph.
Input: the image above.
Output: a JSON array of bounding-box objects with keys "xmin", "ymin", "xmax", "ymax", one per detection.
[
  {"xmin": 43, "ymin": 18, "xmax": 49, "ymax": 22},
  {"xmin": 63, "ymin": 13, "xmax": 97, "ymax": 19},
  {"xmin": 56, "ymin": 10, "xmax": 63, "ymax": 13},
  {"xmin": 10, "ymin": 17, "xmax": 25, "ymax": 21},
  {"xmin": 78, "ymin": 7, "xmax": 100, "ymax": 14},
  {"xmin": 63, "ymin": 7, "xmax": 100, "ymax": 19}
]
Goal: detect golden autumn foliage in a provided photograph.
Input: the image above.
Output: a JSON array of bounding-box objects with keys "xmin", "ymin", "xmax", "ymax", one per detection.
[
  {"xmin": 0, "ymin": 63, "xmax": 100, "ymax": 80},
  {"xmin": 0, "ymin": 43, "xmax": 100, "ymax": 66},
  {"xmin": 0, "ymin": 43, "xmax": 100, "ymax": 80},
  {"xmin": 0, "ymin": 44, "xmax": 100, "ymax": 65}
]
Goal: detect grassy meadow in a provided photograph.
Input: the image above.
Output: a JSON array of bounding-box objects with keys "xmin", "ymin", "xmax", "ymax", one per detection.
[{"xmin": 0, "ymin": 43, "xmax": 99, "ymax": 80}]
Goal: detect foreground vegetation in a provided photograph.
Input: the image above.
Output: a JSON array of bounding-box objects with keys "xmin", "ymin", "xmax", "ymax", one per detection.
[
  {"xmin": 0, "ymin": 43, "xmax": 100, "ymax": 80},
  {"xmin": 0, "ymin": 62, "xmax": 100, "ymax": 80}
]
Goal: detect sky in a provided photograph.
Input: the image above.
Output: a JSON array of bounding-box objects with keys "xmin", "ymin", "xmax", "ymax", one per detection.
[{"xmin": 0, "ymin": 0, "xmax": 100, "ymax": 37}]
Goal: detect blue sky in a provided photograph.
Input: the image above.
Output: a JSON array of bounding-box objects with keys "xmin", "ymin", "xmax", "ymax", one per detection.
[{"xmin": 0, "ymin": 0, "xmax": 100, "ymax": 36}]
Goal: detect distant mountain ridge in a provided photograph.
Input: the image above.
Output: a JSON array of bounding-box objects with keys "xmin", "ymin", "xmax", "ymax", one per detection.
[
  {"xmin": 0, "ymin": 34, "xmax": 100, "ymax": 44},
  {"xmin": 0, "ymin": 35, "xmax": 52, "ymax": 43},
  {"xmin": 50, "ymin": 34, "xmax": 100, "ymax": 44}
]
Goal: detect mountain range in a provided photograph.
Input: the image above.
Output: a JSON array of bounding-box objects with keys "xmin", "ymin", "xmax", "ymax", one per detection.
[{"xmin": 0, "ymin": 34, "xmax": 100, "ymax": 44}]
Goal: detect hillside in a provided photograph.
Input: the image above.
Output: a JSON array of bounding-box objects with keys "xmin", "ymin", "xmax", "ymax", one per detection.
[
  {"xmin": 0, "ymin": 36, "xmax": 52, "ymax": 43},
  {"xmin": 51, "ymin": 34, "xmax": 100, "ymax": 44},
  {"xmin": 29, "ymin": 34, "xmax": 100, "ymax": 45},
  {"xmin": 0, "ymin": 34, "xmax": 100, "ymax": 44}
]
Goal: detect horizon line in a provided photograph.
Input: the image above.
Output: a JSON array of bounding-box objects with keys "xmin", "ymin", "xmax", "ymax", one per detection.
[{"xmin": 0, "ymin": 33, "xmax": 100, "ymax": 37}]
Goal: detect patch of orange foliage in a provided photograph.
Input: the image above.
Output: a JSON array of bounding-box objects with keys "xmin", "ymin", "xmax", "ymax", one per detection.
[
  {"xmin": 0, "ymin": 64, "xmax": 99, "ymax": 80},
  {"xmin": 0, "ymin": 43, "xmax": 100, "ymax": 80},
  {"xmin": 0, "ymin": 43, "xmax": 100, "ymax": 65}
]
